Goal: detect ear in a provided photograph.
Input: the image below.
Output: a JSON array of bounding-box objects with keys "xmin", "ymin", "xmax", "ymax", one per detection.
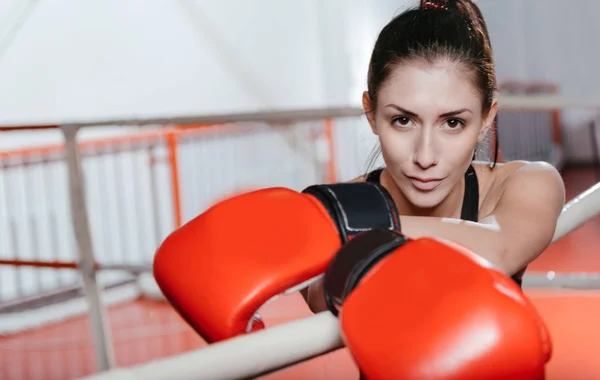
[
  {"xmin": 362, "ymin": 91, "xmax": 378, "ymax": 135},
  {"xmin": 478, "ymin": 99, "xmax": 498, "ymax": 142}
]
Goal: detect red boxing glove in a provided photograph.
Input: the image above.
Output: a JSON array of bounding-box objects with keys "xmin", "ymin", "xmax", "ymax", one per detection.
[
  {"xmin": 153, "ymin": 182, "xmax": 400, "ymax": 344},
  {"xmin": 153, "ymin": 187, "xmax": 340, "ymax": 343},
  {"xmin": 331, "ymin": 231, "xmax": 551, "ymax": 380}
]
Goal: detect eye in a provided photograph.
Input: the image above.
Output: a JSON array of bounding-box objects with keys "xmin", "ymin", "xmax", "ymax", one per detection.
[
  {"xmin": 443, "ymin": 118, "xmax": 465, "ymax": 130},
  {"xmin": 392, "ymin": 116, "xmax": 414, "ymax": 128}
]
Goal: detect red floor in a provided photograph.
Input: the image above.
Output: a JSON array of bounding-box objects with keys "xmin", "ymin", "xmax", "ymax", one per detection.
[{"xmin": 2, "ymin": 167, "xmax": 600, "ymax": 380}]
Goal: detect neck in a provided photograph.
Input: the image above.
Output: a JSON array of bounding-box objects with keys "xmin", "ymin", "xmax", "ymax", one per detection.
[{"xmin": 381, "ymin": 168, "xmax": 465, "ymax": 219}]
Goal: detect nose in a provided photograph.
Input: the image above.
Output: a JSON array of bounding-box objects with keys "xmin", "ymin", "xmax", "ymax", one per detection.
[{"xmin": 413, "ymin": 129, "xmax": 437, "ymax": 170}]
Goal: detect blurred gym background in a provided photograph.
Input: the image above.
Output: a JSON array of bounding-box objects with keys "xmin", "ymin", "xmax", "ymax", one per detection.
[{"xmin": 1, "ymin": 0, "xmax": 600, "ymax": 379}]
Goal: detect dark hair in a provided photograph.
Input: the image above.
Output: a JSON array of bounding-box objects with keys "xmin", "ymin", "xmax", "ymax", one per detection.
[{"xmin": 365, "ymin": 0, "xmax": 499, "ymax": 171}]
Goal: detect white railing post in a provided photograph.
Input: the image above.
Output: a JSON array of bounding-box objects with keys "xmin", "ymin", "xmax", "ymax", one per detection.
[{"xmin": 61, "ymin": 124, "xmax": 115, "ymax": 371}]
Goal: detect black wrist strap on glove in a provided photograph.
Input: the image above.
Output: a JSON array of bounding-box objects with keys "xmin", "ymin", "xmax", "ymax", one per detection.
[
  {"xmin": 323, "ymin": 229, "xmax": 408, "ymax": 316},
  {"xmin": 302, "ymin": 182, "xmax": 401, "ymax": 243}
]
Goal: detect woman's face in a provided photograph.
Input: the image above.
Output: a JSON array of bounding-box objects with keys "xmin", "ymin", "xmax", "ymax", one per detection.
[{"xmin": 364, "ymin": 59, "xmax": 496, "ymax": 210}]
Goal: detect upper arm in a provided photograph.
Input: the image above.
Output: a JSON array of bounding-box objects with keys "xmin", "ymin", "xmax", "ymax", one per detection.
[{"xmin": 481, "ymin": 162, "xmax": 565, "ymax": 272}]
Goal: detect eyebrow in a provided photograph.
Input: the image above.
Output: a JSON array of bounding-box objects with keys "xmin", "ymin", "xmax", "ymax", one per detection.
[{"xmin": 384, "ymin": 104, "xmax": 473, "ymax": 118}]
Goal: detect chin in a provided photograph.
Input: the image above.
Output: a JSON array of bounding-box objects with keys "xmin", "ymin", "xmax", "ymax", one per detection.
[
  {"xmin": 408, "ymin": 194, "xmax": 446, "ymax": 210},
  {"xmin": 403, "ymin": 185, "xmax": 449, "ymax": 210}
]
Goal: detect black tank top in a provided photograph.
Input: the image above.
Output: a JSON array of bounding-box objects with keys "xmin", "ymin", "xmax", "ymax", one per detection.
[{"xmin": 365, "ymin": 165, "xmax": 522, "ymax": 287}]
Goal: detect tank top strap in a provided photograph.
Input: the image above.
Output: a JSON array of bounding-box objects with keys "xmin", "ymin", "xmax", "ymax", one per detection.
[
  {"xmin": 460, "ymin": 165, "xmax": 479, "ymax": 222},
  {"xmin": 365, "ymin": 168, "xmax": 384, "ymax": 184}
]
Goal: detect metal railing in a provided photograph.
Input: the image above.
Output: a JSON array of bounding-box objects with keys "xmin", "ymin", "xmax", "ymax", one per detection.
[{"xmin": 0, "ymin": 121, "xmax": 339, "ymax": 304}]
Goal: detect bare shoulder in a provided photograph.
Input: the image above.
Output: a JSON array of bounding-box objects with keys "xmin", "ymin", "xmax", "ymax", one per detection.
[
  {"xmin": 475, "ymin": 160, "xmax": 565, "ymax": 217},
  {"xmin": 502, "ymin": 161, "xmax": 565, "ymax": 204},
  {"xmin": 493, "ymin": 160, "xmax": 563, "ymax": 190}
]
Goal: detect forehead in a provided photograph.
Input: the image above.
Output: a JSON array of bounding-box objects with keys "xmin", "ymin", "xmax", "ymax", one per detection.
[{"xmin": 377, "ymin": 60, "xmax": 483, "ymax": 114}]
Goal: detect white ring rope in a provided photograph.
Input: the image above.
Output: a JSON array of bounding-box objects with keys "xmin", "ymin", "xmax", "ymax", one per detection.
[
  {"xmin": 79, "ymin": 181, "xmax": 600, "ymax": 380},
  {"xmin": 523, "ymin": 272, "xmax": 600, "ymax": 289},
  {"xmin": 81, "ymin": 312, "xmax": 343, "ymax": 380},
  {"xmin": 552, "ymin": 181, "xmax": 600, "ymax": 244}
]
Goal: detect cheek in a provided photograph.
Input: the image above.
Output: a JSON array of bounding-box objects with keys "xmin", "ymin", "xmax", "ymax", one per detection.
[
  {"xmin": 440, "ymin": 132, "xmax": 480, "ymax": 173},
  {"xmin": 446, "ymin": 135, "xmax": 477, "ymax": 157},
  {"xmin": 377, "ymin": 129, "xmax": 412, "ymax": 164}
]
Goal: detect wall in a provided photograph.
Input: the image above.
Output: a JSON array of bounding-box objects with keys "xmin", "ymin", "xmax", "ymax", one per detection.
[
  {"xmin": 0, "ymin": 0, "xmax": 336, "ymax": 125},
  {"xmin": 478, "ymin": 0, "xmax": 600, "ymax": 162},
  {"xmin": 1, "ymin": 1, "xmax": 600, "ymax": 119}
]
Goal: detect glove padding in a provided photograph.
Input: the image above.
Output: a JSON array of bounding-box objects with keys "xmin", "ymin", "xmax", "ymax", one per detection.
[
  {"xmin": 331, "ymin": 232, "xmax": 551, "ymax": 380},
  {"xmin": 153, "ymin": 182, "xmax": 401, "ymax": 343},
  {"xmin": 153, "ymin": 187, "xmax": 341, "ymax": 343}
]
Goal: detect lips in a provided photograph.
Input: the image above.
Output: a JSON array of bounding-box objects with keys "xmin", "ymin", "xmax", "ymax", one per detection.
[{"xmin": 408, "ymin": 176, "xmax": 443, "ymax": 191}]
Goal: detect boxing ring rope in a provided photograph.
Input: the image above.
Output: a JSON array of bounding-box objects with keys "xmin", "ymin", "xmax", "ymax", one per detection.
[
  {"xmin": 1, "ymin": 95, "xmax": 594, "ymax": 378},
  {"xmin": 78, "ymin": 177, "xmax": 600, "ymax": 380},
  {"xmin": 524, "ymin": 181, "xmax": 600, "ymax": 288}
]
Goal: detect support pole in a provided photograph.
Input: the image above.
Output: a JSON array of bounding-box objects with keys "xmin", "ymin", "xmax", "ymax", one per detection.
[{"xmin": 61, "ymin": 125, "xmax": 115, "ymax": 371}]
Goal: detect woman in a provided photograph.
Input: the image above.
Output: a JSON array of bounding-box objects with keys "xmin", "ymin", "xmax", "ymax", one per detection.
[{"xmin": 302, "ymin": 0, "xmax": 565, "ymax": 313}]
